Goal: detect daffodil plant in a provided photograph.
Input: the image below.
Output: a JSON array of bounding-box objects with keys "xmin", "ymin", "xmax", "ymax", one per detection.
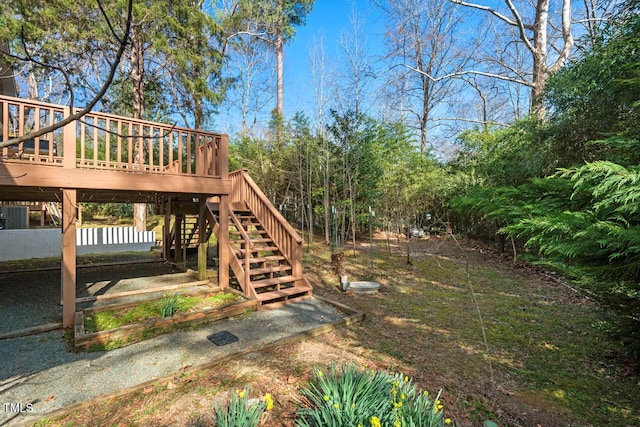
[{"xmin": 296, "ymin": 363, "xmax": 451, "ymax": 427}]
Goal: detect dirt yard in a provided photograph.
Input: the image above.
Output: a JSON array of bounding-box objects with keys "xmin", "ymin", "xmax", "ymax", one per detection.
[{"xmin": 22, "ymin": 235, "xmax": 640, "ymax": 426}]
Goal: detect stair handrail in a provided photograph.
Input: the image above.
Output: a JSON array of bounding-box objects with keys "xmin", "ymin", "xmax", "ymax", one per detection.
[
  {"xmin": 230, "ymin": 170, "xmax": 302, "ymax": 244},
  {"xmin": 168, "ymin": 220, "xmax": 177, "ymax": 250},
  {"xmin": 230, "ymin": 169, "xmax": 303, "ymax": 279},
  {"xmin": 228, "ymin": 209, "xmax": 254, "ymax": 250}
]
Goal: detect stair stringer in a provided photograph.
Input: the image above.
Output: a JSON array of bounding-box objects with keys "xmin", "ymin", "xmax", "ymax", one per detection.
[{"xmin": 206, "ymin": 203, "xmax": 256, "ymax": 300}]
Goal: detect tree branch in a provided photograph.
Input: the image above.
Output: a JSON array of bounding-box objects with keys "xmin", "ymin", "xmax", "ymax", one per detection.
[
  {"xmin": 504, "ymin": 0, "xmax": 535, "ymax": 53},
  {"xmin": 400, "ymin": 63, "xmax": 533, "ymax": 88},
  {"xmin": 450, "ymin": 0, "xmax": 522, "ymax": 28},
  {"xmin": 0, "ymin": 0, "xmax": 133, "ymax": 149},
  {"xmin": 96, "ymin": 0, "xmax": 122, "ymax": 45},
  {"xmin": 549, "ymin": 0, "xmax": 574, "ymax": 73},
  {"xmin": 434, "ymin": 116, "xmax": 509, "ymax": 127}
]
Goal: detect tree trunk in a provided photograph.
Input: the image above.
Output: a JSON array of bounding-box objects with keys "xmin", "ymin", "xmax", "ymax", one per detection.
[
  {"xmin": 453, "ymin": 0, "xmax": 574, "ymax": 119},
  {"xmin": 323, "ymin": 135, "xmax": 330, "ymax": 245},
  {"xmin": 27, "ymin": 73, "xmax": 39, "ymax": 100},
  {"xmin": 306, "ymin": 138, "xmax": 313, "ymax": 244},
  {"xmin": 418, "ymin": 52, "xmax": 430, "ymax": 153},
  {"xmin": 531, "ymin": 0, "xmax": 550, "ymax": 117},
  {"xmin": 194, "ymin": 96, "xmax": 204, "ymax": 130},
  {"xmin": 275, "ymin": 32, "xmax": 284, "ymax": 144},
  {"xmin": 131, "ymin": 25, "xmax": 147, "ymax": 232}
]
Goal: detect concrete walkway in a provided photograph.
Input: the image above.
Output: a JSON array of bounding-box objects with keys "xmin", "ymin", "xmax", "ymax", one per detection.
[{"xmin": 0, "ymin": 298, "xmax": 359, "ymax": 427}]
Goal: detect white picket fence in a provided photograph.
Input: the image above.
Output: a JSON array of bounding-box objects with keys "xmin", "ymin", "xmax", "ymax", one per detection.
[
  {"xmin": 0, "ymin": 226, "xmax": 156, "ymax": 262},
  {"xmin": 76, "ymin": 227, "xmax": 155, "ymax": 247}
]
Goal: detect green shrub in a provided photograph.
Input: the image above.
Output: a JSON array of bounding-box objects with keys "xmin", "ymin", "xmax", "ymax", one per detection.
[
  {"xmin": 160, "ymin": 293, "xmax": 179, "ymax": 318},
  {"xmin": 213, "ymin": 388, "xmax": 269, "ymax": 427},
  {"xmin": 296, "ymin": 363, "xmax": 449, "ymax": 427}
]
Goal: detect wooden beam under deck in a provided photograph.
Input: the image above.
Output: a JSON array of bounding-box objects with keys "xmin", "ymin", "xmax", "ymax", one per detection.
[{"xmin": 0, "ymin": 163, "xmax": 231, "ymax": 199}]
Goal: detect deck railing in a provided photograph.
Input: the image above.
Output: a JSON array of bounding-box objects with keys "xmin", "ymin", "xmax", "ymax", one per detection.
[{"xmin": 0, "ymin": 94, "xmax": 227, "ymax": 177}]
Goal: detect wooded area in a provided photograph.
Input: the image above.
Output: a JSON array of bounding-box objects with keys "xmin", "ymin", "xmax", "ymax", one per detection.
[{"xmin": 1, "ymin": 0, "xmax": 638, "ymax": 360}]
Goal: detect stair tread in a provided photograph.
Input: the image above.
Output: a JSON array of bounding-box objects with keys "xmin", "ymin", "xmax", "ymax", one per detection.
[
  {"xmin": 249, "ymin": 255, "xmax": 286, "ymax": 263},
  {"xmin": 256, "ymin": 286, "xmax": 312, "ymax": 302},
  {"xmin": 247, "ymin": 238, "xmax": 272, "ymax": 243},
  {"xmin": 247, "ymin": 246, "xmax": 279, "ymax": 253},
  {"xmin": 252, "ymin": 275, "xmax": 300, "ymax": 288},
  {"xmin": 233, "ymin": 247, "xmax": 280, "ymax": 257},
  {"xmin": 230, "ymin": 239, "xmax": 273, "ymax": 245},
  {"xmin": 250, "ymin": 265, "xmax": 292, "ymax": 275},
  {"xmin": 242, "ymin": 246, "xmax": 280, "ymax": 256},
  {"xmin": 231, "ymin": 229, "xmax": 268, "ymax": 235}
]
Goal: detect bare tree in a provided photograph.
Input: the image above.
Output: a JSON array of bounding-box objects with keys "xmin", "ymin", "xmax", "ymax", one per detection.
[
  {"xmin": 449, "ymin": 0, "xmax": 574, "ymax": 117},
  {"xmin": 229, "ymin": 0, "xmax": 314, "ymax": 142},
  {"xmin": 335, "ymin": 5, "xmax": 374, "ymax": 118},
  {"xmin": 309, "ymin": 34, "xmax": 330, "ymax": 244},
  {"xmin": 380, "ymin": 0, "xmax": 471, "ymax": 153},
  {"xmin": 0, "ymin": 0, "xmax": 133, "ymax": 148},
  {"xmin": 576, "ymin": 0, "xmax": 619, "ymax": 51},
  {"xmin": 225, "ymin": 37, "xmax": 275, "ymax": 136},
  {"xmin": 334, "ymin": 6, "xmax": 375, "ymax": 252}
]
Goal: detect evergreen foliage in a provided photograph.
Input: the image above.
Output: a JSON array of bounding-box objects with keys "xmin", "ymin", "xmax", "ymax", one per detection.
[
  {"xmin": 451, "ymin": 7, "xmax": 640, "ymax": 360},
  {"xmin": 506, "ymin": 162, "xmax": 640, "ymax": 357},
  {"xmin": 454, "ymin": 117, "xmax": 555, "ymax": 187}
]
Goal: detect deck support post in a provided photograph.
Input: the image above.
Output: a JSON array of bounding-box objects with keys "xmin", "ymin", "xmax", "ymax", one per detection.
[
  {"xmin": 197, "ymin": 198, "xmax": 207, "ymax": 280},
  {"xmin": 61, "ymin": 189, "xmax": 77, "ymax": 328},
  {"xmin": 163, "ymin": 197, "xmax": 172, "ymax": 260},
  {"xmin": 218, "ymin": 195, "xmax": 229, "ymax": 289},
  {"xmin": 175, "ymin": 214, "xmax": 183, "ymax": 263}
]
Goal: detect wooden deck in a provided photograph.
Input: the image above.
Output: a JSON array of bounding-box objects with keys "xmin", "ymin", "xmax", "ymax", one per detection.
[
  {"xmin": 0, "ymin": 94, "xmax": 310, "ymax": 328},
  {"xmin": 0, "ymin": 94, "xmax": 229, "ymax": 203}
]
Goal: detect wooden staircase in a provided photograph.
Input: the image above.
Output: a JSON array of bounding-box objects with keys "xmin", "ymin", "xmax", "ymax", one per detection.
[
  {"xmin": 209, "ymin": 170, "xmax": 312, "ymax": 308},
  {"xmin": 167, "ymin": 214, "xmax": 212, "ymax": 253}
]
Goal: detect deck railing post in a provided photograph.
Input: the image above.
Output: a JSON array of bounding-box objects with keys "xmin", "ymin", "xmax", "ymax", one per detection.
[
  {"xmin": 292, "ymin": 240, "xmax": 302, "ymax": 279},
  {"xmin": 62, "ymin": 106, "xmax": 76, "ymax": 169},
  {"xmin": 219, "ymin": 135, "xmax": 229, "ymax": 179}
]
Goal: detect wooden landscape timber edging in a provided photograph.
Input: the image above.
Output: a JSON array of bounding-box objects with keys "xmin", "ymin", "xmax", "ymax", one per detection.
[
  {"xmin": 40, "ymin": 296, "xmax": 363, "ymax": 424},
  {"xmin": 75, "ymin": 280, "xmax": 213, "ymax": 304},
  {"xmin": 74, "ymin": 299, "xmax": 258, "ymax": 350},
  {"xmin": 0, "ymin": 258, "xmax": 163, "ymax": 275},
  {"xmin": 0, "ymin": 322, "xmax": 63, "ymax": 341}
]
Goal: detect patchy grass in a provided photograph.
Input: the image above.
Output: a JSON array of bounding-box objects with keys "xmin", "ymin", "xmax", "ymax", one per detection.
[
  {"xmin": 48, "ymin": 236, "xmax": 640, "ymax": 427},
  {"xmin": 84, "ymin": 292, "xmax": 242, "ymax": 333}
]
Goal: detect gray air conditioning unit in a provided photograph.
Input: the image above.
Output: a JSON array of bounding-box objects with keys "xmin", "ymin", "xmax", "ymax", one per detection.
[{"xmin": 0, "ymin": 206, "xmax": 29, "ymax": 229}]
